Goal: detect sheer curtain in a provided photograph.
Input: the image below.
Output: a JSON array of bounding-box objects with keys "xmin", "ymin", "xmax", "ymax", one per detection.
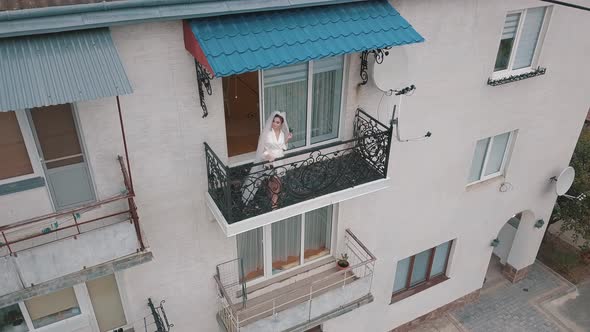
[
  {"xmin": 237, "ymin": 228, "xmax": 264, "ymax": 281},
  {"xmin": 304, "ymin": 206, "xmax": 332, "ymax": 261},
  {"xmin": 263, "ymin": 63, "xmax": 308, "ymax": 149},
  {"xmin": 272, "ymin": 215, "xmax": 302, "ymax": 274},
  {"xmin": 513, "ymin": 7, "xmax": 546, "ymax": 69},
  {"xmin": 311, "ymin": 56, "xmax": 343, "ymax": 144}
]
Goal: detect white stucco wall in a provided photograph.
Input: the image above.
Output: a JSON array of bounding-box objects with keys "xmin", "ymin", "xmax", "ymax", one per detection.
[
  {"xmin": 324, "ymin": 0, "xmax": 590, "ymax": 330},
  {"xmin": 493, "ymin": 223, "xmax": 517, "ymax": 264},
  {"xmin": 2, "ymin": 0, "xmax": 590, "ymax": 331}
]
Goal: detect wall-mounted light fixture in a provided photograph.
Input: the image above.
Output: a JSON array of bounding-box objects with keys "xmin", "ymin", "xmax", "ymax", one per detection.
[
  {"xmin": 491, "ymin": 238, "xmax": 500, "ymax": 247},
  {"xmin": 534, "ymin": 219, "xmax": 545, "ymax": 229}
]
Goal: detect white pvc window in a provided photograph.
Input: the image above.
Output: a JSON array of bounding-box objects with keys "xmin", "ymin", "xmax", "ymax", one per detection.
[
  {"xmin": 24, "ymin": 287, "xmax": 81, "ymax": 329},
  {"xmin": 237, "ymin": 205, "xmax": 334, "ymax": 283},
  {"xmin": 493, "ymin": 7, "xmax": 549, "ymax": 75},
  {"xmin": 468, "ymin": 131, "xmax": 514, "ymax": 183},
  {"xmin": 262, "ymin": 56, "xmax": 345, "ymax": 150}
]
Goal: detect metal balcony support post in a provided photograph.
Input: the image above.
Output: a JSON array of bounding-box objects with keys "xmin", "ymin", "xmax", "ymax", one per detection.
[
  {"xmin": 383, "ymin": 125, "xmax": 393, "ymax": 177},
  {"xmin": 308, "ymin": 285, "xmax": 313, "ymax": 322},
  {"xmin": 1, "ymin": 231, "xmax": 12, "ymax": 255},
  {"xmin": 272, "ymin": 299, "xmax": 277, "ymax": 320},
  {"xmin": 72, "ymin": 213, "xmax": 81, "ymax": 234},
  {"xmin": 343, "ymin": 270, "xmax": 347, "ymax": 289},
  {"xmin": 129, "ymin": 196, "xmax": 145, "ymax": 251},
  {"xmin": 224, "ymin": 166, "xmax": 232, "ymax": 223},
  {"xmin": 116, "ymin": 96, "xmax": 133, "ymax": 191}
]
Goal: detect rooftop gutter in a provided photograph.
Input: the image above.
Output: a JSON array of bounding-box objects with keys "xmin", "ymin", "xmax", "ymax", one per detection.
[{"xmin": 0, "ymin": 0, "xmax": 366, "ymax": 38}]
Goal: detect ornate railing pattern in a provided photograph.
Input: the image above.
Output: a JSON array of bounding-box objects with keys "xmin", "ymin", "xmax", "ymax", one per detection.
[
  {"xmin": 205, "ymin": 109, "xmax": 392, "ymax": 223},
  {"xmin": 214, "ymin": 229, "xmax": 376, "ymax": 332},
  {"xmin": 487, "ymin": 66, "xmax": 547, "ymax": 86}
]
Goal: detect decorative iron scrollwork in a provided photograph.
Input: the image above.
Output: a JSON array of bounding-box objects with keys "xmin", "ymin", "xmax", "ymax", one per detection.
[
  {"xmin": 205, "ymin": 109, "xmax": 393, "ymax": 223},
  {"xmin": 146, "ymin": 298, "xmax": 173, "ymax": 332},
  {"xmin": 195, "ymin": 60, "xmax": 213, "ymax": 118},
  {"xmin": 487, "ymin": 66, "xmax": 547, "ymax": 86},
  {"xmin": 359, "ymin": 48, "xmax": 391, "ymax": 86}
]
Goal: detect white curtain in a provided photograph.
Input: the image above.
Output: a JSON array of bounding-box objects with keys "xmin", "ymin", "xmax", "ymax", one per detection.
[
  {"xmin": 264, "ymin": 63, "xmax": 308, "ymax": 149},
  {"xmin": 304, "ymin": 206, "xmax": 332, "ymax": 258},
  {"xmin": 311, "ymin": 56, "xmax": 343, "ymax": 144},
  {"xmin": 237, "ymin": 228, "xmax": 264, "ymax": 280},
  {"xmin": 513, "ymin": 7, "xmax": 546, "ymax": 69},
  {"xmin": 271, "ymin": 215, "xmax": 302, "ymax": 273},
  {"xmin": 468, "ymin": 137, "xmax": 490, "ymax": 182}
]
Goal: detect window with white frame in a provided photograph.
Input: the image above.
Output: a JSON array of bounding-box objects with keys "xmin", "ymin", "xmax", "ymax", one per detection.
[
  {"xmin": 24, "ymin": 287, "xmax": 81, "ymax": 329},
  {"xmin": 0, "ymin": 303, "xmax": 28, "ymax": 332},
  {"xmin": 237, "ymin": 205, "xmax": 334, "ymax": 282},
  {"xmin": 494, "ymin": 7, "xmax": 549, "ymax": 74},
  {"xmin": 86, "ymin": 274, "xmax": 127, "ymax": 332},
  {"xmin": 0, "ymin": 275, "xmax": 127, "ymax": 332},
  {"xmin": 263, "ymin": 56, "xmax": 344, "ymax": 149},
  {"xmin": 392, "ymin": 240, "xmax": 453, "ymax": 301},
  {"xmin": 468, "ymin": 131, "xmax": 514, "ymax": 183}
]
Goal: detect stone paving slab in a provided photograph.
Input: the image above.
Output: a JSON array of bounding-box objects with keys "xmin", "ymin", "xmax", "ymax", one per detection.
[
  {"xmin": 451, "ymin": 261, "xmax": 576, "ymax": 332},
  {"xmin": 411, "ymin": 259, "xmax": 579, "ymax": 332},
  {"xmin": 541, "ymin": 281, "xmax": 590, "ymax": 332}
]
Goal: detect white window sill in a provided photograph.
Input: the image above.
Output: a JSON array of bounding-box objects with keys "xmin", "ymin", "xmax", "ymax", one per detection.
[{"xmin": 465, "ymin": 174, "xmax": 505, "ymax": 190}]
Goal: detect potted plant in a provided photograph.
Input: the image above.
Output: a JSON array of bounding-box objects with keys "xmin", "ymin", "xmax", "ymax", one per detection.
[{"xmin": 337, "ymin": 253, "xmax": 349, "ymax": 270}]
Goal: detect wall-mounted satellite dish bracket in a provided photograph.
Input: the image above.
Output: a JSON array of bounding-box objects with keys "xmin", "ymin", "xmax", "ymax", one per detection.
[
  {"xmin": 390, "ymin": 85, "xmax": 432, "ymax": 142},
  {"xmin": 551, "ymin": 166, "xmax": 586, "ymax": 201}
]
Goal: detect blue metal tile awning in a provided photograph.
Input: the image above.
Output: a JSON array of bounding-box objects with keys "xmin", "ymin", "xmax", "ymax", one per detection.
[
  {"xmin": 0, "ymin": 28, "xmax": 132, "ymax": 112},
  {"xmin": 184, "ymin": 0, "xmax": 424, "ymax": 77}
]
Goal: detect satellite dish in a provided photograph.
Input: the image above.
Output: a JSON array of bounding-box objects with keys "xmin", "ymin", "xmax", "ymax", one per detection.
[
  {"xmin": 554, "ymin": 166, "xmax": 575, "ymax": 196},
  {"xmin": 371, "ymin": 47, "xmax": 409, "ymax": 92}
]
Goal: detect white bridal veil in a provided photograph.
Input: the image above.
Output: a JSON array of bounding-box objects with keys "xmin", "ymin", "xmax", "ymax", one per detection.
[
  {"xmin": 242, "ymin": 111, "xmax": 290, "ymax": 205},
  {"xmin": 254, "ymin": 111, "xmax": 290, "ymax": 163}
]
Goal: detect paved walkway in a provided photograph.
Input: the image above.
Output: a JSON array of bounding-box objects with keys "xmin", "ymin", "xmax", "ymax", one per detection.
[{"xmin": 411, "ymin": 258, "xmax": 580, "ymax": 332}]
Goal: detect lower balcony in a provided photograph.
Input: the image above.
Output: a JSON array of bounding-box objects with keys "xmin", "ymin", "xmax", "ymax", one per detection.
[
  {"xmin": 214, "ymin": 229, "xmax": 375, "ymax": 332},
  {"xmin": 205, "ymin": 109, "xmax": 392, "ymax": 236},
  {"xmin": 0, "ymin": 156, "xmax": 150, "ymax": 301}
]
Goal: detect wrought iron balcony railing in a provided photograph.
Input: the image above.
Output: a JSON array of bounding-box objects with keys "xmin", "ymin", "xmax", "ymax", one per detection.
[{"xmin": 205, "ymin": 108, "xmax": 392, "ymax": 224}]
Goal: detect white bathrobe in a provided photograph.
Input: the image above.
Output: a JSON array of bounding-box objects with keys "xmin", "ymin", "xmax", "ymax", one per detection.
[{"xmin": 263, "ymin": 130, "xmax": 287, "ymax": 167}]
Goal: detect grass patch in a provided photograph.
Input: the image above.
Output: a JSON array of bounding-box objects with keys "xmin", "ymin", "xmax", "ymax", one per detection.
[{"xmin": 538, "ymin": 235, "xmax": 590, "ymax": 284}]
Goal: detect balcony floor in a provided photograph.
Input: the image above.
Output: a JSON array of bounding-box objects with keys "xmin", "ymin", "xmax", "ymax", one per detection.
[
  {"xmin": 234, "ymin": 268, "xmax": 372, "ymax": 332},
  {"xmin": 223, "ymin": 149, "xmax": 384, "ymax": 223}
]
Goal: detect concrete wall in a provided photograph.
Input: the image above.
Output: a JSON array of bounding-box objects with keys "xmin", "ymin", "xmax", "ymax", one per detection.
[
  {"xmin": 493, "ymin": 223, "xmax": 517, "ymax": 264},
  {"xmin": 323, "ymin": 0, "xmax": 590, "ymax": 330}
]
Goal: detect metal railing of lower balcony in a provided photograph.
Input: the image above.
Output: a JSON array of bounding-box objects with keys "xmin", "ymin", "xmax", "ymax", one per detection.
[
  {"xmin": 0, "ymin": 156, "xmax": 145, "ymax": 257},
  {"xmin": 214, "ymin": 228, "xmax": 376, "ymax": 332},
  {"xmin": 205, "ymin": 108, "xmax": 392, "ymax": 224}
]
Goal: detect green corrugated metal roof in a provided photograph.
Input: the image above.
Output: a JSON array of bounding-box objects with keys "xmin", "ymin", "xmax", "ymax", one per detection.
[{"xmin": 0, "ymin": 28, "xmax": 132, "ymax": 111}]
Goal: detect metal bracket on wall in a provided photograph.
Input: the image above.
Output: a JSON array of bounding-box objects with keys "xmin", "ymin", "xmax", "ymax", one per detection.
[
  {"xmin": 359, "ymin": 47, "xmax": 391, "ymax": 86},
  {"xmin": 487, "ymin": 66, "xmax": 547, "ymax": 86},
  {"xmin": 145, "ymin": 298, "xmax": 174, "ymax": 332},
  {"xmin": 195, "ymin": 60, "xmax": 213, "ymax": 118}
]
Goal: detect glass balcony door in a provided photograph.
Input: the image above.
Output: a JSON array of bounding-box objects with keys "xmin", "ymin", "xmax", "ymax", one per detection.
[
  {"xmin": 237, "ymin": 206, "xmax": 334, "ymax": 282},
  {"xmin": 28, "ymin": 104, "xmax": 95, "ymax": 210}
]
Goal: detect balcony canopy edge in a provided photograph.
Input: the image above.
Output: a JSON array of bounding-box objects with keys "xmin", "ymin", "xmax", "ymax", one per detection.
[
  {"xmin": 0, "ymin": 28, "xmax": 132, "ymax": 112},
  {"xmin": 184, "ymin": 0, "xmax": 424, "ymax": 77}
]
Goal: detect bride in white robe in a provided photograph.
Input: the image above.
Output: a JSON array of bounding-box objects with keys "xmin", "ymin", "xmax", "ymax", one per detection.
[{"xmin": 242, "ymin": 111, "xmax": 292, "ymax": 207}]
